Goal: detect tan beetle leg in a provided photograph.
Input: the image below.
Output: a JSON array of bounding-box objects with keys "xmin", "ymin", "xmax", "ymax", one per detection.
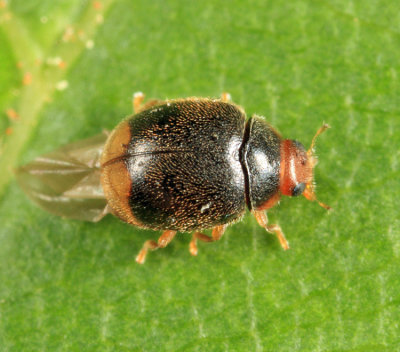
[
  {"xmin": 132, "ymin": 91, "xmax": 165, "ymax": 114},
  {"xmin": 189, "ymin": 224, "xmax": 228, "ymax": 256},
  {"xmin": 133, "ymin": 92, "xmax": 145, "ymax": 113},
  {"xmin": 220, "ymin": 92, "xmax": 232, "ymax": 103},
  {"xmin": 135, "ymin": 230, "xmax": 177, "ymax": 264},
  {"xmin": 253, "ymin": 210, "xmax": 289, "ymax": 250}
]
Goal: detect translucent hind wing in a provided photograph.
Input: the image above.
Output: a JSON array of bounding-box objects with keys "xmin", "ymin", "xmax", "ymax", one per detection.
[{"xmin": 16, "ymin": 132, "xmax": 110, "ymax": 222}]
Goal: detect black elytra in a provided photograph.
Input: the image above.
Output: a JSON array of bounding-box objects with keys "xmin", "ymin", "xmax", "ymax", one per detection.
[{"xmin": 101, "ymin": 99, "xmax": 282, "ymax": 232}]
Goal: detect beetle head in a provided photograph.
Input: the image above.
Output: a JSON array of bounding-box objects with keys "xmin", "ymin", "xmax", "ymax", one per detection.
[{"xmin": 280, "ymin": 124, "xmax": 330, "ymax": 210}]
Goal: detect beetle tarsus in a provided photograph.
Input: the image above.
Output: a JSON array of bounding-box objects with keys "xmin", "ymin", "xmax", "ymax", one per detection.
[
  {"xmin": 135, "ymin": 240, "xmax": 157, "ymax": 264},
  {"xmin": 220, "ymin": 92, "xmax": 232, "ymax": 103},
  {"xmin": 135, "ymin": 230, "xmax": 177, "ymax": 264},
  {"xmin": 189, "ymin": 224, "xmax": 227, "ymax": 256},
  {"xmin": 132, "ymin": 91, "xmax": 166, "ymax": 114},
  {"xmin": 253, "ymin": 210, "xmax": 290, "ymax": 250},
  {"xmin": 266, "ymin": 224, "xmax": 289, "ymax": 250},
  {"xmin": 133, "ymin": 92, "xmax": 145, "ymax": 113}
]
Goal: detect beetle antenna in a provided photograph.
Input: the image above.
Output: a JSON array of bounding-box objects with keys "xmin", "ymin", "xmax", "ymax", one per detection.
[
  {"xmin": 317, "ymin": 199, "xmax": 331, "ymax": 210},
  {"xmin": 307, "ymin": 123, "xmax": 330, "ymax": 158},
  {"xmin": 304, "ymin": 123, "xmax": 331, "ymax": 210},
  {"xmin": 303, "ymin": 182, "xmax": 332, "ymax": 210}
]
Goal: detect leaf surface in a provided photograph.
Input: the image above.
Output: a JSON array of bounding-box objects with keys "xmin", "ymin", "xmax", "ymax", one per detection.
[{"xmin": 1, "ymin": 1, "xmax": 399, "ymax": 350}]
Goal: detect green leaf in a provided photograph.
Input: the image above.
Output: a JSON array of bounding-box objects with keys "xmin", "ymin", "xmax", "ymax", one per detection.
[{"xmin": 1, "ymin": 0, "xmax": 399, "ymax": 350}]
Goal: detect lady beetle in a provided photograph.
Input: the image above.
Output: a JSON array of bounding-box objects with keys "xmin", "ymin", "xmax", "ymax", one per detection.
[{"xmin": 17, "ymin": 93, "xmax": 329, "ymax": 263}]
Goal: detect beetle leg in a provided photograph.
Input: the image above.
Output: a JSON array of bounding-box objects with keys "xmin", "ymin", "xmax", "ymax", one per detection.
[
  {"xmin": 253, "ymin": 210, "xmax": 289, "ymax": 250},
  {"xmin": 133, "ymin": 92, "xmax": 145, "ymax": 113},
  {"xmin": 220, "ymin": 92, "xmax": 232, "ymax": 103},
  {"xmin": 189, "ymin": 224, "xmax": 228, "ymax": 256},
  {"xmin": 135, "ymin": 230, "xmax": 177, "ymax": 264},
  {"xmin": 132, "ymin": 91, "xmax": 166, "ymax": 114}
]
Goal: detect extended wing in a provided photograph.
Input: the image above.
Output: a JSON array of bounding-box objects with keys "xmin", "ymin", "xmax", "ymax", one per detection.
[{"xmin": 16, "ymin": 132, "xmax": 110, "ymax": 222}]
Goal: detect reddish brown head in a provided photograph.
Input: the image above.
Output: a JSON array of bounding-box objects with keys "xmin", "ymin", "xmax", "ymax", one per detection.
[{"xmin": 280, "ymin": 124, "xmax": 331, "ymax": 210}]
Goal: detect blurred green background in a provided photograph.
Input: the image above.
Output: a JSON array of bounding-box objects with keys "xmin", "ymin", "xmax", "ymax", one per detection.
[{"xmin": 1, "ymin": 0, "xmax": 399, "ymax": 351}]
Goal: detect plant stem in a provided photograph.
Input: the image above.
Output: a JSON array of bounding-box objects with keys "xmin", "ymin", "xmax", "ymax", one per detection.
[{"xmin": 0, "ymin": 0, "xmax": 115, "ymax": 199}]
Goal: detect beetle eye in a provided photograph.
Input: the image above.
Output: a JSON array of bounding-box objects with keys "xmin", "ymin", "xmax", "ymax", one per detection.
[{"xmin": 292, "ymin": 183, "xmax": 306, "ymax": 197}]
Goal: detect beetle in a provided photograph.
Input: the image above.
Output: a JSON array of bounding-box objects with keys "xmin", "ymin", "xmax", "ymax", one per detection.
[{"xmin": 17, "ymin": 92, "xmax": 329, "ymax": 263}]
